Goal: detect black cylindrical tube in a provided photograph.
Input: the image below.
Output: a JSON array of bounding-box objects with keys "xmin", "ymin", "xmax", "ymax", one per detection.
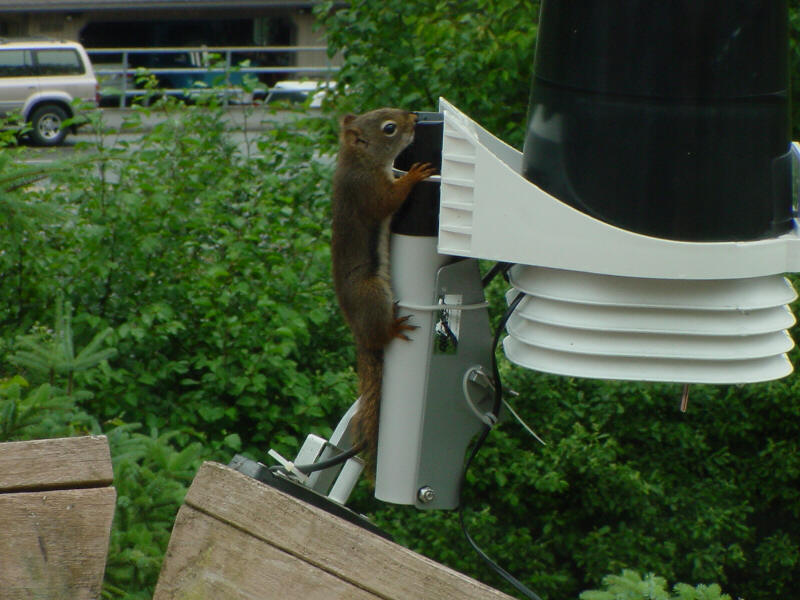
[
  {"xmin": 522, "ymin": 1, "xmax": 793, "ymax": 242},
  {"xmin": 392, "ymin": 112, "xmax": 443, "ymax": 237}
]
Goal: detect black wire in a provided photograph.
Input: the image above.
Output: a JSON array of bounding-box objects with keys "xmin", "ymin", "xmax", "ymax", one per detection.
[
  {"xmin": 297, "ymin": 442, "xmax": 366, "ymax": 474},
  {"xmin": 490, "ymin": 291, "xmax": 524, "ymax": 416},
  {"xmin": 441, "ymin": 320, "xmax": 459, "ymax": 347},
  {"xmin": 459, "ymin": 428, "xmax": 543, "ymax": 600},
  {"xmin": 270, "ymin": 443, "xmax": 366, "ymax": 476},
  {"xmin": 458, "ymin": 290, "xmax": 543, "ymax": 600},
  {"xmin": 482, "ymin": 262, "xmax": 513, "ymax": 288}
]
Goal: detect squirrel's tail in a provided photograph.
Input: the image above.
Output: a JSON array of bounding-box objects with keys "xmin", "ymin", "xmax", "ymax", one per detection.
[{"xmin": 354, "ymin": 346, "xmax": 384, "ymax": 473}]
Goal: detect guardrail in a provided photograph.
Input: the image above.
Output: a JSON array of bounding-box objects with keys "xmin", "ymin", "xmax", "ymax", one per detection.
[{"xmin": 87, "ymin": 46, "xmax": 339, "ymax": 107}]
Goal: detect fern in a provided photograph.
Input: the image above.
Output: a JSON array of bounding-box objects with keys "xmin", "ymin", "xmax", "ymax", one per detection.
[{"xmin": 580, "ymin": 570, "xmax": 733, "ymax": 600}]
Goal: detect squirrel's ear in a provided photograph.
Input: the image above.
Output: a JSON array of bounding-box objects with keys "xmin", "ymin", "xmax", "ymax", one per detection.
[
  {"xmin": 340, "ymin": 115, "xmax": 363, "ymax": 147},
  {"xmin": 343, "ymin": 128, "xmax": 361, "ymax": 146}
]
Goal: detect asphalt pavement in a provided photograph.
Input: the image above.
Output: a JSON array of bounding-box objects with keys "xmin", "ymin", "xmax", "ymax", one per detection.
[
  {"xmin": 18, "ymin": 105, "xmax": 324, "ymax": 162},
  {"xmin": 90, "ymin": 104, "xmax": 310, "ymax": 134}
]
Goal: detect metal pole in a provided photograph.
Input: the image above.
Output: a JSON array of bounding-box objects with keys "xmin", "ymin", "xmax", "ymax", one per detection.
[
  {"xmin": 120, "ymin": 50, "xmax": 128, "ymax": 108},
  {"xmin": 224, "ymin": 48, "xmax": 232, "ymax": 106}
]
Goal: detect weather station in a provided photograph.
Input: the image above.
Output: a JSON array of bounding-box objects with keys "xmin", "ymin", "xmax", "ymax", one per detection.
[{"xmin": 232, "ymin": 1, "xmax": 800, "ymax": 597}]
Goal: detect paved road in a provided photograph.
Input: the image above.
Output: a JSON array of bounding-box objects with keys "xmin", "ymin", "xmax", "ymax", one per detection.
[
  {"xmin": 95, "ymin": 104, "xmax": 298, "ymax": 132},
  {"xmin": 18, "ymin": 105, "xmax": 314, "ymax": 161}
]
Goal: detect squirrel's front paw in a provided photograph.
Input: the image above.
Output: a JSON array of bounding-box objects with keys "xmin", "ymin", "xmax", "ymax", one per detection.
[{"xmin": 407, "ymin": 162, "xmax": 438, "ymax": 182}]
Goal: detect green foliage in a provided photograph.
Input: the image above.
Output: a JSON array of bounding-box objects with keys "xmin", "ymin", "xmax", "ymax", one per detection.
[
  {"xmin": 1, "ymin": 300, "xmax": 116, "ymax": 440},
  {"xmin": 316, "ymin": 0, "xmax": 540, "ymax": 147},
  {"xmin": 103, "ymin": 424, "xmax": 204, "ymax": 599},
  {"xmin": 790, "ymin": 4, "xmax": 800, "ymax": 139},
  {"xmin": 4, "ymin": 94, "xmax": 350, "ymax": 460},
  {"xmin": 367, "ymin": 364, "xmax": 800, "ymax": 599},
  {"xmin": 0, "ymin": 295, "xmax": 198, "ymax": 598},
  {"xmin": 0, "ymin": 377, "xmax": 96, "ymax": 442},
  {"xmin": 0, "ymin": 93, "xmax": 351, "ymax": 597},
  {"xmin": 12, "ymin": 297, "xmax": 116, "ymax": 394},
  {"xmin": 580, "ymin": 570, "xmax": 731, "ymax": 600},
  {"xmin": 0, "ymin": 375, "xmax": 200, "ymax": 599}
]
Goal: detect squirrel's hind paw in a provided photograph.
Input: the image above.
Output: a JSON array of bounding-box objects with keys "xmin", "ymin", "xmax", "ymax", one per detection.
[{"xmin": 391, "ymin": 314, "xmax": 418, "ymax": 341}]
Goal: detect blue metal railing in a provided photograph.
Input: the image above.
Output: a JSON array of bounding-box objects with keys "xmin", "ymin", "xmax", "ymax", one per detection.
[{"xmin": 87, "ymin": 45, "xmax": 339, "ymax": 107}]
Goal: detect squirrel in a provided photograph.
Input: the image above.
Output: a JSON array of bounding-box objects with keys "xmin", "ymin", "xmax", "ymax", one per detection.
[{"xmin": 331, "ymin": 108, "xmax": 436, "ymax": 470}]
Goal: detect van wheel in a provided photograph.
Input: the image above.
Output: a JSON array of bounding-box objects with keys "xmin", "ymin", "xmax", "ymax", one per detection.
[{"xmin": 29, "ymin": 104, "xmax": 69, "ymax": 146}]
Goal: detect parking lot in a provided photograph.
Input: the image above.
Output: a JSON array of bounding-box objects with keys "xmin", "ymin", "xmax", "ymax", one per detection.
[{"xmin": 17, "ymin": 105, "xmax": 313, "ymax": 161}]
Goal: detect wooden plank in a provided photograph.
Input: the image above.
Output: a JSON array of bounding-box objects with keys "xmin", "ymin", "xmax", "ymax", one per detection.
[
  {"xmin": 180, "ymin": 462, "xmax": 514, "ymax": 600},
  {"xmin": 154, "ymin": 505, "xmax": 382, "ymax": 600},
  {"xmin": 0, "ymin": 436, "xmax": 113, "ymax": 492},
  {"xmin": 0, "ymin": 486, "xmax": 117, "ymax": 600}
]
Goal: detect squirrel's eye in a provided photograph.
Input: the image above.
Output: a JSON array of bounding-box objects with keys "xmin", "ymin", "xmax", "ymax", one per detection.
[{"xmin": 381, "ymin": 121, "xmax": 398, "ymax": 136}]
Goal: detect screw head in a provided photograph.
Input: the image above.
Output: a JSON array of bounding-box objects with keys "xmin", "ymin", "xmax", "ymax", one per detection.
[{"xmin": 417, "ymin": 486, "xmax": 436, "ymax": 503}]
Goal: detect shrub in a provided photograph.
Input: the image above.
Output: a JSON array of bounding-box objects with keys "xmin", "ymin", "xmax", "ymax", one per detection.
[{"xmin": 580, "ymin": 569, "xmax": 732, "ymax": 600}]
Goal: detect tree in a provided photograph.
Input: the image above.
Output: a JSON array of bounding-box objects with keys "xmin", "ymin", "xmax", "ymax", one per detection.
[{"xmin": 317, "ymin": 0, "xmax": 540, "ymax": 147}]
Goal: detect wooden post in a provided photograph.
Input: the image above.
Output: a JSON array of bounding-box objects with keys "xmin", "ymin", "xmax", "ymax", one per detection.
[
  {"xmin": 0, "ymin": 436, "xmax": 116, "ymax": 600},
  {"xmin": 154, "ymin": 461, "xmax": 514, "ymax": 600}
]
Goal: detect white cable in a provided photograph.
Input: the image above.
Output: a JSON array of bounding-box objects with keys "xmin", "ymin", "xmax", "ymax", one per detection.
[
  {"xmin": 461, "ymin": 369, "xmax": 497, "ymax": 427},
  {"xmin": 396, "ymin": 300, "xmax": 490, "ymax": 312},
  {"xmin": 502, "ymin": 398, "xmax": 547, "ymax": 446},
  {"xmin": 460, "ymin": 368, "xmax": 548, "ymax": 444}
]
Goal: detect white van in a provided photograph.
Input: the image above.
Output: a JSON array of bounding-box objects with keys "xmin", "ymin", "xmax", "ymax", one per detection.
[{"xmin": 0, "ymin": 38, "xmax": 98, "ymax": 145}]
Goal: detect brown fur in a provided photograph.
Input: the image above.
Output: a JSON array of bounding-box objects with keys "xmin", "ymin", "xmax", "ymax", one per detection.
[{"xmin": 330, "ymin": 108, "xmax": 436, "ymax": 469}]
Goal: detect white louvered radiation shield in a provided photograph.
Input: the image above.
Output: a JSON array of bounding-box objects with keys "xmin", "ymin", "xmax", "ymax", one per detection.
[
  {"xmin": 436, "ymin": 98, "xmax": 800, "ymax": 385},
  {"xmin": 503, "ymin": 265, "xmax": 798, "ymax": 384}
]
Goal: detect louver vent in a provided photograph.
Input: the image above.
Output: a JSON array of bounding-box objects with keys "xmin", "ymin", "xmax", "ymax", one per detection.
[{"xmin": 503, "ymin": 266, "xmax": 797, "ymax": 383}]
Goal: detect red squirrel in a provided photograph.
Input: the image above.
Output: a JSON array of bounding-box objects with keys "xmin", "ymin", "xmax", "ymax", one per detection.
[{"xmin": 331, "ymin": 108, "xmax": 436, "ymax": 468}]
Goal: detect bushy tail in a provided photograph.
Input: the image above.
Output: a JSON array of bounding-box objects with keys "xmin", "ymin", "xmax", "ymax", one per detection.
[{"xmin": 354, "ymin": 347, "xmax": 384, "ymax": 473}]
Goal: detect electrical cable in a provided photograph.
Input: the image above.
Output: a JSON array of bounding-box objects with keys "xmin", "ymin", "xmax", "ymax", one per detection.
[
  {"xmin": 397, "ymin": 300, "xmax": 490, "ymax": 312},
  {"xmin": 459, "ymin": 432, "xmax": 542, "ymax": 600},
  {"xmin": 462, "ymin": 368, "xmax": 497, "ymax": 428},
  {"xmin": 482, "ymin": 262, "xmax": 513, "ymax": 288},
  {"xmin": 296, "ymin": 443, "xmax": 365, "ymax": 474},
  {"xmin": 490, "ymin": 291, "xmax": 524, "ymax": 416},
  {"xmin": 270, "ymin": 443, "xmax": 366, "ymax": 477},
  {"xmin": 458, "ymin": 290, "xmax": 544, "ymax": 600},
  {"xmin": 502, "ymin": 398, "xmax": 547, "ymax": 447}
]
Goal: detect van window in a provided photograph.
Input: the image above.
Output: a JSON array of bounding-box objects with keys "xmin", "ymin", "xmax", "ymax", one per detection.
[
  {"xmin": 0, "ymin": 49, "xmax": 34, "ymax": 77},
  {"xmin": 34, "ymin": 49, "xmax": 85, "ymax": 75}
]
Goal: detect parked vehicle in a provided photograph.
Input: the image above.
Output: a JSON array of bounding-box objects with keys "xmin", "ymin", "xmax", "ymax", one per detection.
[
  {"xmin": 0, "ymin": 38, "xmax": 98, "ymax": 145},
  {"xmin": 128, "ymin": 50, "xmax": 253, "ymax": 104},
  {"xmin": 262, "ymin": 80, "xmax": 335, "ymax": 108}
]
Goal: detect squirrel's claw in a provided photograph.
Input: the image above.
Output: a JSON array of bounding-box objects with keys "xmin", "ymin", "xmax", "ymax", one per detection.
[{"xmin": 391, "ymin": 314, "xmax": 417, "ymax": 341}]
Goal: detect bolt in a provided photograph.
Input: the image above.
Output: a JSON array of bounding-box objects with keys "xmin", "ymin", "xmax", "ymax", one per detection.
[{"xmin": 417, "ymin": 486, "xmax": 436, "ymax": 503}]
